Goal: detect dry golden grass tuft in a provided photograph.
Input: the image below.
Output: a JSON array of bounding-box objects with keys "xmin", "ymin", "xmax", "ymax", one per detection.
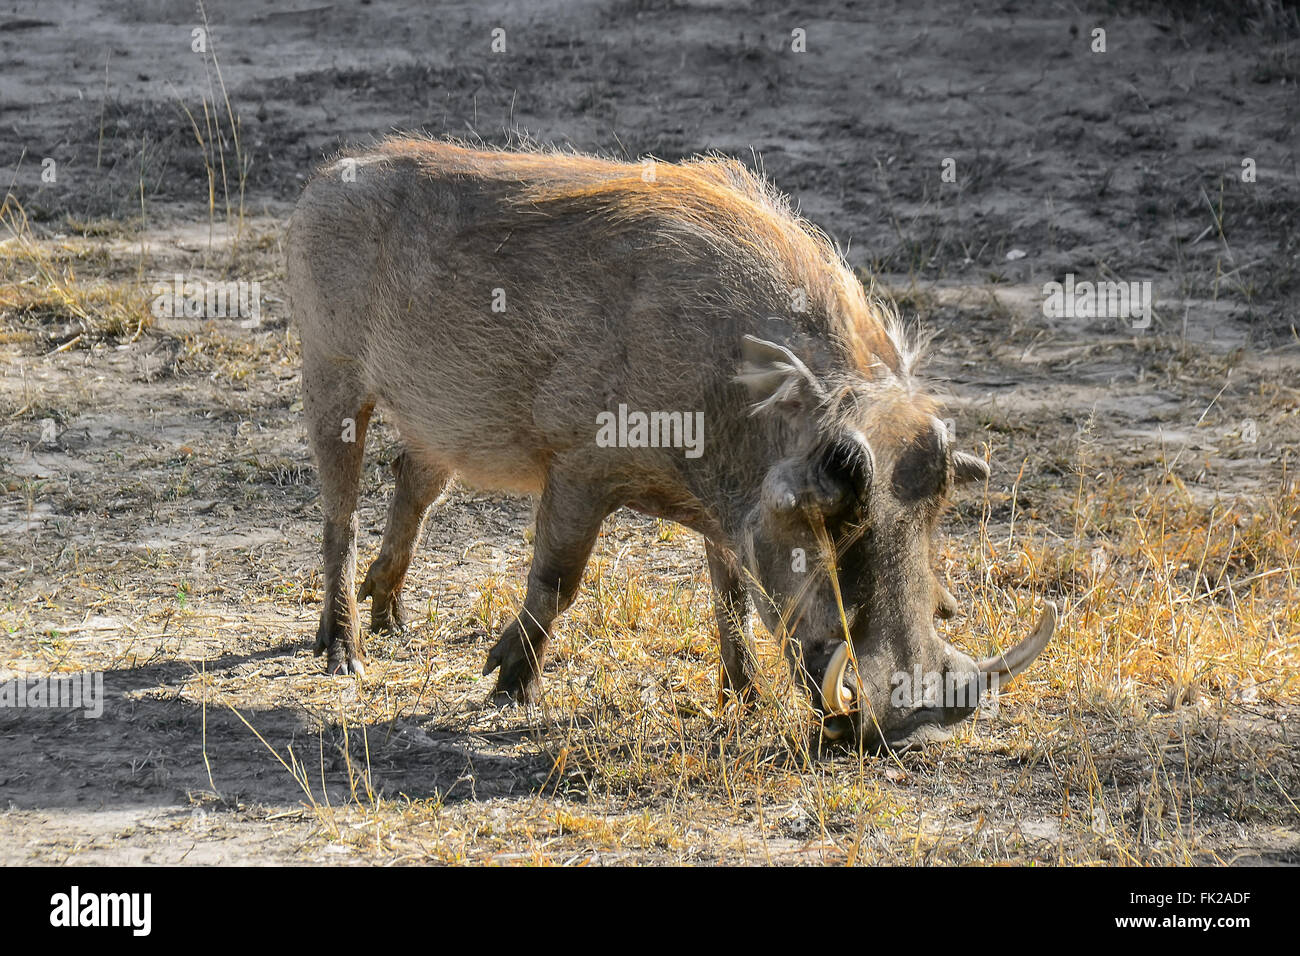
[{"xmin": 0, "ymin": 198, "xmax": 152, "ymax": 346}]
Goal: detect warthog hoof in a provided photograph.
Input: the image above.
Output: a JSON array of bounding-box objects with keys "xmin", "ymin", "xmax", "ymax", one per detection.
[
  {"xmin": 358, "ymin": 570, "xmax": 406, "ymax": 635},
  {"xmin": 315, "ymin": 617, "xmax": 366, "ymax": 678},
  {"xmin": 716, "ymin": 661, "xmax": 757, "ymax": 711},
  {"xmin": 482, "ymin": 624, "xmax": 542, "ymax": 705},
  {"xmin": 717, "ymin": 683, "xmax": 756, "ymax": 713},
  {"xmin": 325, "ymin": 646, "xmax": 366, "ymax": 678}
]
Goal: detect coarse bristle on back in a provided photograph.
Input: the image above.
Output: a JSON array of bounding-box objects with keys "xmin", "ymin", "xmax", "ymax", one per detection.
[
  {"xmin": 508, "ymin": 150, "xmax": 910, "ymax": 376},
  {"xmin": 351, "ymin": 136, "xmax": 920, "ymax": 390}
]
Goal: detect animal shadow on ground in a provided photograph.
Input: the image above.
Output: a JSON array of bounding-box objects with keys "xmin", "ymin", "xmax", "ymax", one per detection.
[{"xmin": 0, "ymin": 646, "xmax": 562, "ymax": 813}]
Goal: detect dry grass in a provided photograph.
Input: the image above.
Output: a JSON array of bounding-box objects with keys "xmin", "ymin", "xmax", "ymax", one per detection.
[
  {"xmin": 1, "ymin": 216, "xmax": 1296, "ymax": 867},
  {"xmin": 131, "ymin": 416, "xmax": 1298, "ymax": 865},
  {"xmin": 0, "ymin": 197, "xmax": 151, "ymax": 347}
]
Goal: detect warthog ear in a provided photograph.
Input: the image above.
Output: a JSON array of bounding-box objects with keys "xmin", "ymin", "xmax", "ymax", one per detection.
[
  {"xmin": 736, "ymin": 335, "xmax": 827, "ymax": 415},
  {"xmin": 952, "ymin": 451, "xmax": 990, "ymax": 485}
]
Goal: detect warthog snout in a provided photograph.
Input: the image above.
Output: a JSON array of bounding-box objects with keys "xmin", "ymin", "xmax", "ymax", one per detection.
[{"xmin": 819, "ymin": 603, "xmax": 1058, "ymax": 748}]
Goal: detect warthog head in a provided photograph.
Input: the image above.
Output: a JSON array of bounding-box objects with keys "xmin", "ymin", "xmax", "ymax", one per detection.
[{"xmin": 737, "ymin": 335, "xmax": 1056, "ymax": 749}]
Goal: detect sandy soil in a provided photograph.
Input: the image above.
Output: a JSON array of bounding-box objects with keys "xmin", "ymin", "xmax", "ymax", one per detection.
[{"xmin": 0, "ymin": 0, "xmax": 1297, "ymax": 864}]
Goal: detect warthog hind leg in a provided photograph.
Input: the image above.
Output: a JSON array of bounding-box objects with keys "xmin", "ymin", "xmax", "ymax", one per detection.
[{"xmin": 303, "ymin": 353, "xmax": 373, "ymax": 677}]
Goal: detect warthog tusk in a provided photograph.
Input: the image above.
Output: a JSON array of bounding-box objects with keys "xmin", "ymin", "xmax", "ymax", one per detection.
[
  {"xmin": 821, "ymin": 642, "xmax": 856, "ymax": 716},
  {"xmin": 977, "ymin": 602, "xmax": 1058, "ymax": 680}
]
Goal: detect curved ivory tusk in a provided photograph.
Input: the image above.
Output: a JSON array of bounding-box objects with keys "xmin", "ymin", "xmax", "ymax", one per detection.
[
  {"xmin": 820, "ymin": 642, "xmax": 856, "ymax": 715},
  {"xmin": 977, "ymin": 602, "xmax": 1058, "ymax": 680}
]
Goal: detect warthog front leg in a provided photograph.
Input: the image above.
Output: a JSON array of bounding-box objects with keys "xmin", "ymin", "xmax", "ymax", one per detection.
[
  {"xmin": 483, "ymin": 471, "xmax": 611, "ymax": 704},
  {"xmin": 706, "ymin": 540, "xmax": 758, "ymax": 704},
  {"xmin": 359, "ymin": 451, "xmax": 450, "ymax": 634}
]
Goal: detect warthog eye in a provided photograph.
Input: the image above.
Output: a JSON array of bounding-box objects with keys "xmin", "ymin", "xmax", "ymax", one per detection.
[
  {"xmin": 760, "ymin": 431, "xmax": 873, "ymax": 519},
  {"xmin": 892, "ymin": 421, "xmax": 948, "ymax": 502},
  {"xmin": 811, "ymin": 430, "xmax": 873, "ymax": 513}
]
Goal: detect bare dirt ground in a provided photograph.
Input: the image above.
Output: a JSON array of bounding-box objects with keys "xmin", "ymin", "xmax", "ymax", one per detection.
[{"xmin": 0, "ymin": 0, "xmax": 1297, "ymax": 864}]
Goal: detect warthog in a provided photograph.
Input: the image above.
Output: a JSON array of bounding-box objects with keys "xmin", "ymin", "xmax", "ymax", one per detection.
[{"xmin": 286, "ymin": 137, "xmax": 1056, "ymax": 748}]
